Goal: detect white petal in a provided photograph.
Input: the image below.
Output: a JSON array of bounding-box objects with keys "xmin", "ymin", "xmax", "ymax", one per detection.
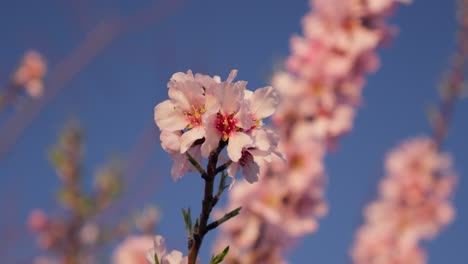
[
  {"xmin": 162, "ymin": 250, "xmax": 184, "ymax": 264},
  {"xmin": 201, "ymin": 114, "xmax": 221, "ymax": 157},
  {"xmin": 160, "ymin": 131, "xmax": 182, "ymax": 153},
  {"xmin": 227, "ymin": 132, "xmax": 252, "ymax": 162},
  {"xmin": 226, "ymin": 69, "xmax": 238, "ymax": 83},
  {"xmin": 171, "ymin": 153, "xmax": 190, "ymax": 181},
  {"xmin": 250, "ymin": 86, "xmax": 279, "ymax": 119},
  {"xmin": 168, "ymin": 84, "xmax": 193, "ymax": 112},
  {"xmin": 168, "ymin": 72, "xmax": 205, "ymax": 112},
  {"xmin": 153, "ymin": 235, "xmax": 167, "ymax": 258},
  {"xmin": 219, "ymin": 81, "xmax": 245, "ymax": 115},
  {"xmin": 170, "ymin": 71, "xmax": 192, "ymax": 83},
  {"xmin": 252, "ymin": 129, "xmax": 271, "ymax": 151},
  {"xmin": 179, "ymin": 127, "xmax": 205, "ymax": 153},
  {"xmin": 235, "ymin": 103, "xmax": 253, "ymax": 129},
  {"xmin": 154, "ymin": 100, "xmax": 187, "ymax": 131}
]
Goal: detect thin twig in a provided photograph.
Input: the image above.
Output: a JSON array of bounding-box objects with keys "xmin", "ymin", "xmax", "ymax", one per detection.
[{"xmin": 215, "ymin": 160, "xmax": 232, "ymax": 175}]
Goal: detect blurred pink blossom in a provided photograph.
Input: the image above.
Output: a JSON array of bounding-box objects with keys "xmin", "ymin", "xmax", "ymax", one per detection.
[
  {"xmin": 215, "ymin": 0, "xmax": 411, "ymax": 262},
  {"xmin": 28, "ymin": 209, "xmax": 48, "ymax": 232},
  {"xmin": 112, "ymin": 236, "xmax": 154, "ymax": 264},
  {"xmin": 351, "ymin": 137, "xmax": 456, "ymax": 264},
  {"xmin": 13, "ymin": 50, "xmax": 47, "ymax": 98}
]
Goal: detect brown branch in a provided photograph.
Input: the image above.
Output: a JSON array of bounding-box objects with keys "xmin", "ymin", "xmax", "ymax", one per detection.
[{"xmin": 187, "ymin": 140, "xmax": 228, "ymax": 264}]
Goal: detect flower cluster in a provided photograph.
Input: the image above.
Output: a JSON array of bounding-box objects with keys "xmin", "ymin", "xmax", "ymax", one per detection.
[
  {"xmin": 154, "ymin": 70, "xmax": 280, "ymax": 183},
  {"xmin": 351, "ymin": 137, "xmax": 456, "ymax": 264},
  {"xmin": 215, "ymin": 0, "xmax": 410, "ymax": 262}
]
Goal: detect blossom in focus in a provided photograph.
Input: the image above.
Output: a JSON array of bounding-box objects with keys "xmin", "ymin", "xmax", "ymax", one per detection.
[
  {"xmin": 160, "ymin": 130, "xmax": 202, "ymax": 180},
  {"xmin": 13, "ymin": 50, "xmax": 47, "ymax": 98},
  {"xmin": 112, "ymin": 236, "xmax": 153, "ymax": 264},
  {"xmin": 227, "ymin": 128, "xmax": 280, "ymax": 183},
  {"xmin": 200, "ymin": 70, "xmax": 253, "ymax": 161},
  {"xmin": 351, "ymin": 137, "xmax": 456, "ymax": 264},
  {"xmin": 154, "ymin": 70, "xmax": 279, "ymax": 183}
]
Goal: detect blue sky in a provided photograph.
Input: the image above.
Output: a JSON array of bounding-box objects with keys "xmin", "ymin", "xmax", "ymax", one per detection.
[{"xmin": 0, "ymin": 0, "xmax": 466, "ymax": 263}]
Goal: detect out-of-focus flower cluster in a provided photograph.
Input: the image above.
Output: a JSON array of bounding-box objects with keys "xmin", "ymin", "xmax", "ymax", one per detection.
[
  {"xmin": 154, "ymin": 69, "xmax": 280, "ymax": 183},
  {"xmin": 0, "ymin": 50, "xmax": 47, "ymax": 114},
  {"xmin": 28, "ymin": 124, "xmax": 160, "ymax": 264},
  {"xmin": 146, "ymin": 235, "xmax": 198, "ymax": 264},
  {"xmin": 112, "ymin": 234, "xmax": 198, "ymax": 264},
  {"xmin": 215, "ymin": 0, "xmax": 410, "ymax": 263},
  {"xmin": 351, "ymin": 137, "xmax": 456, "ymax": 264},
  {"xmin": 13, "ymin": 50, "xmax": 47, "ymax": 98}
]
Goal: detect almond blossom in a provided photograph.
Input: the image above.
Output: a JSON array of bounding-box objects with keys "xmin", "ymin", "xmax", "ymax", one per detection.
[
  {"xmin": 160, "ymin": 130, "xmax": 202, "ymax": 180},
  {"xmin": 154, "ymin": 70, "xmax": 279, "ymax": 183},
  {"xmin": 214, "ymin": 0, "xmax": 411, "ymax": 262},
  {"xmin": 200, "ymin": 70, "xmax": 253, "ymax": 161}
]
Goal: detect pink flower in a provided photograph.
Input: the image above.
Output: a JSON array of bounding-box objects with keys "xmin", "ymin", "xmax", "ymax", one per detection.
[
  {"xmin": 201, "ymin": 70, "xmax": 253, "ymax": 161},
  {"xmin": 227, "ymin": 129, "xmax": 280, "ymax": 183},
  {"xmin": 154, "ymin": 71, "xmax": 213, "ymax": 153},
  {"xmin": 160, "ymin": 130, "xmax": 202, "ymax": 180},
  {"xmin": 351, "ymin": 137, "xmax": 456, "ymax": 264},
  {"xmin": 14, "ymin": 50, "xmax": 47, "ymax": 98},
  {"xmin": 112, "ymin": 236, "xmax": 154, "ymax": 264}
]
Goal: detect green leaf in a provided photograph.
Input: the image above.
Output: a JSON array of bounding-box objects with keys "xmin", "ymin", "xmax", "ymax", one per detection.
[
  {"xmin": 209, "ymin": 246, "xmax": 230, "ymax": 264},
  {"xmin": 219, "ymin": 171, "xmax": 228, "ymax": 191},
  {"xmin": 182, "ymin": 208, "xmax": 192, "ymax": 237},
  {"xmin": 193, "ymin": 218, "xmax": 200, "ymax": 234}
]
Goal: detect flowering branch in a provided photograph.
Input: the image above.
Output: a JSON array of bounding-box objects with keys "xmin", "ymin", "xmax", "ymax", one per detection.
[
  {"xmin": 351, "ymin": 1, "xmax": 467, "ymax": 263},
  {"xmin": 153, "ymin": 69, "xmax": 280, "ymax": 264},
  {"xmin": 214, "ymin": 0, "xmax": 412, "ymax": 263}
]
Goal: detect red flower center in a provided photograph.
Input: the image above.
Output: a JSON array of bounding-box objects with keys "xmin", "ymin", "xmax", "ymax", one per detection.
[{"xmin": 215, "ymin": 113, "xmax": 238, "ymax": 141}]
